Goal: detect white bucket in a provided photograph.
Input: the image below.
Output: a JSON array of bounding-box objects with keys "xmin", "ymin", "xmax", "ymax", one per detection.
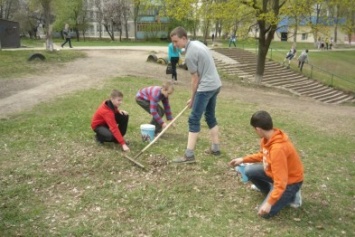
[{"xmin": 140, "ymin": 124, "xmax": 155, "ymax": 142}]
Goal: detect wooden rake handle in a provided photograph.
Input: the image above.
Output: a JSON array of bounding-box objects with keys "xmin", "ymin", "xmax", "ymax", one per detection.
[{"xmin": 134, "ymin": 105, "xmax": 189, "ymax": 159}]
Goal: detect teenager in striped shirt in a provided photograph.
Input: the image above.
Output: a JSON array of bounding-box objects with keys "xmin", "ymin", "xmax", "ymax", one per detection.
[{"xmin": 136, "ymin": 81, "xmax": 174, "ymax": 134}]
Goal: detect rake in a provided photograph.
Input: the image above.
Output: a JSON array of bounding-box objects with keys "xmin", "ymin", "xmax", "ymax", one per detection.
[{"xmin": 123, "ymin": 105, "xmax": 189, "ymax": 169}]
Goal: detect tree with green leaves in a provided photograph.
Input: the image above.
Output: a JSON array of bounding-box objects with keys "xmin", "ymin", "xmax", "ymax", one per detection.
[
  {"xmin": 165, "ymin": 0, "xmax": 201, "ymax": 39},
  {"xmin": 28, "ymin": 0, "xmax": 55, "ymax": 50},
  {"xmin": 0, "ymin": 0, "xmax": 20, "ymax": 20},
  {"xmin": 241, "ymin": 0, "xmax": 287, "ymax": 84},
  {"xmin": 54, "ymin": 0, "xmax": 88, "ymax": 41}
]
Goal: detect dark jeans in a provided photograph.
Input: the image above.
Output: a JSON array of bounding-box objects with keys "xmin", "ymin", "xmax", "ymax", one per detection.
[
  {"xmin": 136, "ymin": 99, "xmax": 164, "ymax": 133},
  {"xmin": 94, "ymin": 112, "xmax": 129, "ymax": 143},
  {"xmin": 245, "ymin": 163, "xmax": 303, "ymax": 218},
  {"xmin": 170, "ymin": 57, "xmax": 179, "ymax": 80},
  {"xmin": 298, "ymin": 61, "xmax": 305, "ymax": 71},
  {"xmin": 61, "ymin": 38, "xmax": 72, "ymax": 48}
]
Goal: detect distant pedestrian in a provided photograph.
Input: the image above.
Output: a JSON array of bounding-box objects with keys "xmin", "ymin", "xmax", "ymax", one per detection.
[
  {"xmin": 298, "ymin": 49, "xmax": 309, "ymax": 72},
  {"xmin": 229, "ymin": 34, "xmax": 236, "ymax": 47},
  {"xmin": 211, "ymin": 33, "xmax": 215, "ymax": 43},
  {"xmin": 283, "ymin": 45, "xmax": 297, "ymax": 68},
  {"xmin": 325, "ymin": 38, "xmax": 329, "ymax": 50},
  {"xmin": 330, "ymin": 38, "xmax": 333, "ymax": 50},
  {"xmin": 61, "ymin": 23, "xmax": 73, "ymax": 48}
]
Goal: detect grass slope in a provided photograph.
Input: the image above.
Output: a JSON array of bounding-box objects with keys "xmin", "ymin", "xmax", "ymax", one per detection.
[{"xmin": 0, "ymin": 77, "xmax": 354, "ymax": 236}]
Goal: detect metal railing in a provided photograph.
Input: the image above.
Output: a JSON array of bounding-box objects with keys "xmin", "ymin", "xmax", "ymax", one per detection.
[{"xmin": 267, "ymin": 48, "xmax": 355, "ymax": 93}]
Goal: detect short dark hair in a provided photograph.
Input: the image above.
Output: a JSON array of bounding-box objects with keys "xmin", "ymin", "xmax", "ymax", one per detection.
[
  {"xmin": 250, "ymin": 110, "xmax": 273, "ymax": 130},
  {"xmin": 170, "ymin": 26, "xmax": 187, "ymax": 39}
]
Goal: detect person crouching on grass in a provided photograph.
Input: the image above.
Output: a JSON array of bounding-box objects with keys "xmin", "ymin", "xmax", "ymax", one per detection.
[
  {"xmin": 229, "ymin": 110, "xmax": 304, "ymax": 218},
  {"xmin": 91, "ymin": 89, "xmax": 130, "ymax": 152},
  {"xmin": 135, "ymin": 81, "xmax": 174, "ymax": 135}
]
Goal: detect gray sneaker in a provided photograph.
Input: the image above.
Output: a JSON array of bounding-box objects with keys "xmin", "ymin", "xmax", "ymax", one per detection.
[
  {"xmin": 290, "ymin": 190, "xmax": 302, "ymax": 208},
  {"xmin": 204, "ymin": 149, "xmax": 221, "ymax": 156},
  {"xmin": 172, "ymin": 155, "xmax": 196, "ymax": 164}
]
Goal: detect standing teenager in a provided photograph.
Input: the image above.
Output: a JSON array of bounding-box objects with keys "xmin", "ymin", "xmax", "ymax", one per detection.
[{"xmin": 170, "ymin": 26, "xmax": 222, "ymax": 163}]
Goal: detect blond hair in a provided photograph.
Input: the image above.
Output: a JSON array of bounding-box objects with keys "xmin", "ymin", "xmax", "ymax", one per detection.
[
  {"xmin": 110, "ymin": 89, "xmax": 123, "ymax": 99},
  {"xmin": 162, "ymin": 81, "xmax": 174, "ymax": 93}
]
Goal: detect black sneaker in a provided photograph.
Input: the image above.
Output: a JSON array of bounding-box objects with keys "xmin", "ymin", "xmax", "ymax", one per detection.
[
  {"xmin": 204, "ymin": 149, "xmax": 221, "ymax": 156},
  {"xmin": 95, "ymin": 135, "xmax": 104, "ymax": 145}
]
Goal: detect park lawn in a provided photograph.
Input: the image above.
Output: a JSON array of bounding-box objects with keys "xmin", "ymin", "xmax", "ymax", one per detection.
[
  {"xmin": 0, "ymin": 76, "xmax": 354, "ymax": 236},
  {"xmin": 0, "ymin": 50, "xmax": 86, "ymax": 79}
]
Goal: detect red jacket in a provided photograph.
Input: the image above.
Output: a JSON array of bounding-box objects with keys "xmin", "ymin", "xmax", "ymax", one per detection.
[{"xmin": 91, "ymin": 101, "xmax": 125, "ymax": 145}]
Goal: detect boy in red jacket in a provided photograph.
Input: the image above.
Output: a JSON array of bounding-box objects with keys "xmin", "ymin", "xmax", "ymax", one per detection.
[
  {"xmin": 91, "ymin": 89, "xmax": 130, "ymax": 152},
  {"xmin": 229, "ymin": 110, "xmax": 303, "ymax": 218}
]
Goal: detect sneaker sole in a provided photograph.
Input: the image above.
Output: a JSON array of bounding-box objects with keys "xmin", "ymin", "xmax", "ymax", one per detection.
[{"xmin": 171, "ymin": 160, "xmax": 197, "ymax": 164}]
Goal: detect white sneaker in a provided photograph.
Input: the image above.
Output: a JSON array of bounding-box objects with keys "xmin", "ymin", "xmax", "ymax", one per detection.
[
  {"xmin": 250, "ymin": 184, "xmax": 260, "ymax": 192},
  {"xmin": 290, "ymin": 190, "xmax": 302, "ymax": 208}
]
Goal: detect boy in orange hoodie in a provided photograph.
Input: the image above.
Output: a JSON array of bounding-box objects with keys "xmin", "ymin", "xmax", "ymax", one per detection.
[{"xmin": 229, "ymin": 110, "xmax": 303, "ymax": 218}]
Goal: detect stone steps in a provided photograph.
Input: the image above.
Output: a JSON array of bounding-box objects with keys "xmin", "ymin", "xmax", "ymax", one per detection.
[{"xmin": 212, "ymin": 48, "xmax": 355, "ymax": 104}]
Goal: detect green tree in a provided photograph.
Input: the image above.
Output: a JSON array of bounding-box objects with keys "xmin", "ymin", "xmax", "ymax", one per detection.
[
  {"xmin": 54, "ymin": 0, "xmax": 87, "ymax": 41},
  {"xmin": 0, "ymin": 0, "xmax": 20, "ymax": 20},
  {"xmin": 241, "ymin": 0, "xmax": 287, "ymax": 84},
  {"xmin": 165, "ymin": 0, "xmax": 201, "ymax": 39},
  {"xmin": 29, "ymin": 0, "xmax": 55, "ymax": 50}
]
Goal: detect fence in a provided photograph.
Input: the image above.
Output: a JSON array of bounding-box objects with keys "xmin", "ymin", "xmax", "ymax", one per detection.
[{"xmin": 267, "ymin": 48, "xmax": 355, "ymax": 93}]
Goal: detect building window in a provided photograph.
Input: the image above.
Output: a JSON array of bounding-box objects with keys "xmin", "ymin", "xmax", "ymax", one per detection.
[{"xmin": 302, "ymin": 33, "xmax": 308, "ymax": 40}]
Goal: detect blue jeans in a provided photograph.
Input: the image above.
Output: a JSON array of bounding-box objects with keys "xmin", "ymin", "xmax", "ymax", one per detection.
[
  {"xmin": 189, "ymin": 87, "xmax": 220, "ymax": 133},
  {"xmin": 245, "ymin": 163, "xmax": 303, "ymax": 218}
]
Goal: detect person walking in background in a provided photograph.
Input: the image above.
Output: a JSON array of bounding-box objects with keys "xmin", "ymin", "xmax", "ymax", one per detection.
[
  {"xmin": 329, "ymin": 38, "xmax": 333, "ymax": 49},
  {"xmin": 211, "ymin": 33, "xmax": 215, "ymax": 44},
  {"xmin": 168, "ymin": 42, "xmax": 182, "ymax": 83},
  {"xmin": 170, "ymin": 26, "xmax": 222, "ymax": 164},
  {"xmin": 91, "ymin": 89, "xmax": 130, "ymax": 152},
  {"xmin": 229, "ymin": 110, "xmax": 304, "ymax": 219},
  {"xmin": 135, "ymin": 81, "xmax": 174, "ymax": 135},
  {"xmin": 325, "ymin": 38, "xmax": 329, "ymax": 50},
  {"xmin": 282, "ymin": 45, "xmax": 297, "ymax": 68},
  {"xmin": 61, "ymin": 23, "xmax": 73, "ymax": 48},
  {"xmin": 229, "ymin": 34, "xmax": 236, "ymax": 47},
  {"xmin": 298, "ymin": 49, "xmax": 309, "ymax": 72}
]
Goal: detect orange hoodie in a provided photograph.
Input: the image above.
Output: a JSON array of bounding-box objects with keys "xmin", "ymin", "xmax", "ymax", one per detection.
[{"xmin": 243, "ymin": 128, "xmax": 304, "ymax": 206}]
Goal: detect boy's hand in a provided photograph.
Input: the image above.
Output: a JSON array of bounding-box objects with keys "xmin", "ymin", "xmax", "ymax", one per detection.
[
  {"xmin": 122, "ymin": 144, "xmax": 130, "ymax": 152},
  {"xmin": 168, "ymin": 120, "xmax": 176, "ymax": 128},
  {"xmin": 120, "ymin": 110, "xmax": 128, "ymax": 115},
  {"xmin": 258, "ymin": 202, "xmax": 272, "ymax": 217},
  {"xmin": 228, "ymin": 158, "xmax": 243, "ymax": 167},
  {"xmin": 187, "ymin": 99, "xmax": 193, "ymax": 108}
]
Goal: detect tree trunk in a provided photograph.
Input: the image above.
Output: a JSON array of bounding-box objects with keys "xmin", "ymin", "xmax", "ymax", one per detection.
[
  {"xmin": 255, "ymin": 40, "xmax": 268, "ymax": 84},
  {"xmin": 42, "ymin": 1, "xmax": 53, "ymax": 51},
  {"xmin": 293, "ymin": 16, "xmax": 298, "ymax": 43}
]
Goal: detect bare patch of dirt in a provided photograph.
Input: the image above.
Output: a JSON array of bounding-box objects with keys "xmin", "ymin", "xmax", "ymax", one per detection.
[{"xmin": 0, "ymin": 48, "xmax": 354, "ymax": 136}]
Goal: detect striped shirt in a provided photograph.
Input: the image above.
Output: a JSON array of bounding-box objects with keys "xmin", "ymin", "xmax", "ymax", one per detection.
[{"xmin": 136, "ymin": 86, "xmax": 173, "ymax": 124}]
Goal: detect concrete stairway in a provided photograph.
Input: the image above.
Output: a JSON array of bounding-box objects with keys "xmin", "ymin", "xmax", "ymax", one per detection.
[{"xmin": 212, "ymin": 48, "xmax": 355, "ymax": 104}]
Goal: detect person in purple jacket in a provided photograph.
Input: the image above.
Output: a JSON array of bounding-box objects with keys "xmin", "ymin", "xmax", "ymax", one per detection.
[{"xmin": 135, "ymin": 81, "xmax": 174, "ymax": 134}]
